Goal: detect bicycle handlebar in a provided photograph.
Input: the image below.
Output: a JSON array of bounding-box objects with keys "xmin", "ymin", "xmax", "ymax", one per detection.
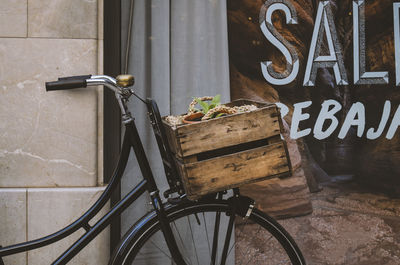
[
  {"xmin": 58, "ymin": 75, "xmax": 92, "ymax": 81},
  {"xmin": 45, "ymin": 79, "xmax": 87, "ymax": 91},
  {"xmin": 45, "ymin": 75, "xmax": 124, "ymax": 94},
  {"xmin": 45, "ymin": 74, "xmax": 136, "ymax": 123}
]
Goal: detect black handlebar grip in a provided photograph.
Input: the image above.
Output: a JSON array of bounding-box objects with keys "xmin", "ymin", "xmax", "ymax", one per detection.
[
  {"xmin": 58, "ymin": 75, "xmax": 92, "ymax": 81},
  {"xmin": 45, "ymin": 79, "xmax": 87, "ymax": 91}
]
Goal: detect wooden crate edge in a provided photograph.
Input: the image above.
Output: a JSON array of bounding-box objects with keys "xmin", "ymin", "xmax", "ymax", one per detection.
[
  {"xmin": 186, "ymin": 171, "xmax": 292, "ymax": 200},
  {"xmin": 182, "ymin": 141, "xmax": 291, "ymax": 200}
]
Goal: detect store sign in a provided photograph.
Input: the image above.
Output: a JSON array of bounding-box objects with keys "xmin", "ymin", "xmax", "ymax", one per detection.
[{"xmin": 260, "ymin": 0, "xmax": 400, "ymax": 140}]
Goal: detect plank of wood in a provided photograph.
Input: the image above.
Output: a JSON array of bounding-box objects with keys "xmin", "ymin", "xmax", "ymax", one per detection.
[
  {"xmin": 226, "ymin": 99, "xmax": 270, "ymax": 108},
  {"xmin": 162, "ymin": 100, "xmax": 280, "ymax": 157},
  {"xmin": 179, "ymin": 142, "xmax": 290, "ymax": 199},
  {"xmin": 175, "ymin": 105, "xmax": 281, "ymax": 157},
  {"xmin": 163, "ymin": 121, "xmax": 182, "ymax": 156}
]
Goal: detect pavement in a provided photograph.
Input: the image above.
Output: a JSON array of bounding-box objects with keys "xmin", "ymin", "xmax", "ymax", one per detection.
[{"xmin": 278, "ymin": 180, "xmax": 400, "ymax": 265}]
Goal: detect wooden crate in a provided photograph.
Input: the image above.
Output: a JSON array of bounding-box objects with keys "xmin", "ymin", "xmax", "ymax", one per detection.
[{"xmin": 162, "ymin": 99, "xmax": 292, "ymax": 200}]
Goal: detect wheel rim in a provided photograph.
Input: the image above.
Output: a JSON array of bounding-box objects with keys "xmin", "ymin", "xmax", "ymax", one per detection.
[{"xmin": 118, "ymin": 201, "xmax": 304, "ymax": 265}]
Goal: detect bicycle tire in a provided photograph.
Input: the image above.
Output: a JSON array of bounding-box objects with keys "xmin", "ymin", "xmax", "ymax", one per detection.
[{"xmin": 109, "ymin": 199, "xmax": 306, "ymax": 265}]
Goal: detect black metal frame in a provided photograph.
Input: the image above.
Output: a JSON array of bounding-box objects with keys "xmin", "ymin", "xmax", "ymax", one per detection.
[
  {"xmin": 0, "ymin": 69, "xmax": 306, "ymax": 264},
  {"xmin": 0, "ymin": 100, "xmax": 186, "ymax": 265}
]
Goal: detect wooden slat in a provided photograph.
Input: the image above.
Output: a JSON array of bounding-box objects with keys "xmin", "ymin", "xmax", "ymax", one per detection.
[
  {"xmin": 163, "ymin": 121, "xmax": 181, "ymax": 155},
  {"xmin": 180, "ymin": 142, "xmax": 290, "ymax": 199},
  {"xmin": 225, "ymin": 99, "xmax": 269, "ymax": 108},
  {"xmin": 163, "ymin": 99, "xmax": 281, "ymax": 158},
  {"xmin": 174, "ymin": 105, "xmax": 281, "ymax": 157}
]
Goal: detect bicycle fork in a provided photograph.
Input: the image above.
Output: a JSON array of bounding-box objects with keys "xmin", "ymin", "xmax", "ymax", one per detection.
[
  {"xmin": 150, "ymin": 191, "xmax": 187, "ymax": 265},
  {"xmin": 126, "ymin": 119, "xmax": 187, "ymax": 264}
]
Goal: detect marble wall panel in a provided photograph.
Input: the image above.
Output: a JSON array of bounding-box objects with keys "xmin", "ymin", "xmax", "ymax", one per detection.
[
  {"xmin": 0, "ymin": 0, "xmax": 27, "ymax": 37},
  {"xmin": 28, "ymin": 0, "xmax": 98, "ymax": 39},
  {"xmin": 0, "ymin": 38, "xmax": 98, "ymax": 187},
  {"xmin": 0, "ymin": 188, "xmax": 27, "ymax": 264},
  {"xmin": 27, "ymin": 187, "xmax": 109, "ymax": 265},
  {"xmin": 98, "ymin": 0, "xmax": 104, "ymax": 40}
]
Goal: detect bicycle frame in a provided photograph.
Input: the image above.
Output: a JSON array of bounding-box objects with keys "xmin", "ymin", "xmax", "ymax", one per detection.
[
  {"xmin": 0, "ymin": 102, "xmax": 186, "ymax": 265},
  {"xmin": 0, "ymin": 75, "xmax": 307, "ymax": 265}
]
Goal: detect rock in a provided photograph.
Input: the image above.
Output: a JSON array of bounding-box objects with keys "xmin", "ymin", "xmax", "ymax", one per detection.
[
  {"xmin": 228, "ymin": 0, "xmax": 400, "ymax": 195},
  {"xmin": 240, "ymin": 167, "xmax": 312, "ymax": 219},
  {"xmin": 240, "ymin": 118, "xmax": 313, "ymax": 219},
  {"xmin": 228, "ymin": 0, "xmax": 315, "ymax": 217},
  {"xmin": 276, "ymin": 182, "xmax": 400, "ymax": 265}
]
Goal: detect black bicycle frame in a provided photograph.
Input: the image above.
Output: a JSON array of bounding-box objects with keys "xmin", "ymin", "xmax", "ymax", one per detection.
[{"xmin": 0, "ymin": 111, "xmax": 186, "ymax": 265}]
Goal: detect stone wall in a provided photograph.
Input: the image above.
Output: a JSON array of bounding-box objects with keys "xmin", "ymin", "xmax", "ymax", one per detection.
[{"xmin": 0, "ymin": 1, "xmax": 109, "ymax": 264}]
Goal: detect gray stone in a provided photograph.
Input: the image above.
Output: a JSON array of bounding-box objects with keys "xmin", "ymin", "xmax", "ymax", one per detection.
[
  {"xmin": 28, "ymin": 0, "xmax": 98, "ymax": 39},
  {"xmin": 0, "ymin": 0, "xmax": 27, "ymax": 37},
  {"xmin": 0, "ymin": 188, "xmax": 27, "ymax": 264},
  {"xmin": 27, "ymin": 187, "xmax": 109, "ymax": 264},
  {"xmin": 0, "ymin": 38, "xmax": 98, "ymax": 187}
]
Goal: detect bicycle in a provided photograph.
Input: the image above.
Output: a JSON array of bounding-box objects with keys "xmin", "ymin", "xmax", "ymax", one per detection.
[{"xmin": 0, "ymin": 74, "xmax": 306, "ymax": 265}]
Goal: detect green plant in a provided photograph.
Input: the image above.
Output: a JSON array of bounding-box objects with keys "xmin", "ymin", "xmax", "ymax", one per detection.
[{"xmin": 192, "ymin": 94, "xmax": 221, "ymax": 114}]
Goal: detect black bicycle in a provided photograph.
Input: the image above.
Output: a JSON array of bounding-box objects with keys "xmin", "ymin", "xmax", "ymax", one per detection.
[{"xmin": 0, "ymin": 75, "xmax": 306, "ymax": 265}]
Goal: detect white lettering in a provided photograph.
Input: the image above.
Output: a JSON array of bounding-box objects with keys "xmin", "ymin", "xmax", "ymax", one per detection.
[
  {"xmin": 290, "ymin": 101, "xmax": 312, "ymax": 139},
  {"xmin": 260, "ymin": 0, "xmax": 299, "ymax": 85},
  {"xmin": 314, "ymin": 100, "xmax": 342, "ymax": 140},
  {"xmin": 353, "ymin": 0, "xmax": 389, "ymax": 85},
  {"xmin": 367, "ymin": 100, "xmax": 391, "ymax": 139},
  {"xmin": 303, "ymin": 1, "xmax": 348, "ymax": 86},
  {"xmin": 275, "ymin": 102, "xmax": 290, "ymax": 119},
  {"xmin": 338, "ymin": 102, "xmax": 366, "ymax": 139},
  {"xmin": 387, "ymin": 104, "xmax": 400, "ymax": 139}
]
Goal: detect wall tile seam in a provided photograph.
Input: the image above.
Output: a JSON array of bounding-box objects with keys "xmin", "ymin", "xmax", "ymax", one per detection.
[
  {"xmin": 26, "ymin": 0, "xmax": 99, "ymax": 40},
  {"xmin": 26, "ymin": 187, "xmax": 107, "ymax": 192},
  {"xmin": 0, "ymin": 186, "xmax": 108, "ymax": 264},
  {"xmin": 25, "ymin": 188, "xmax": 28, "ymax": 265},
  {"xmin": 0, "ymin": 186, "xmax": 106, "ymax": 189},
  {"xmin": 26, "ymin": 0, "xmax": 28, "ymax": 39},
  {"xmin": 0, "ymin": 1, "xmax": 102, "ymax": 188},
  {"xmin": 95, "ymin": 34, "xmax": 100, "ymax": 185},
  {"xmin": 0, "ymin": 187, "xmax": 107, "ymax": 191},
  {"xmin": 96, "ymin": 0, "xmax": 104, "ymax": 185},
  {"xmin": 0, "ymin": 36, "xmax": 99, "ymax": 40},
  {"xmin": 97, "ymin": 0, "xmax": 104, "ymax": 41}
]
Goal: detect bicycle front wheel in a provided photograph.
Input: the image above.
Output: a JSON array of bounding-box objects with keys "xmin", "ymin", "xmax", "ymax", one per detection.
[{"xmin": 111, "ymin": 199, "xmax": 305, "ymax": 265}]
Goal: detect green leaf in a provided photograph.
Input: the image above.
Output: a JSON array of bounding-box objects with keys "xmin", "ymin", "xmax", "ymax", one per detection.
[
  {"xmin": 215, "ymin": 113, "xmax": 226, "ymax": 118},
  {"xmin": 196, "ymin": 98, "xmax": 210, "ymax": 114},
  {"xmin": 211, "ymin": 94, "xmax": 221, "ymax": 106}
]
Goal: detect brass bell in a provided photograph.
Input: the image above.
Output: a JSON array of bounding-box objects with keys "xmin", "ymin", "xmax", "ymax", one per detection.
[{"xmin": 116, "ymin": 75, "xmax": 135, "ymax": 88}]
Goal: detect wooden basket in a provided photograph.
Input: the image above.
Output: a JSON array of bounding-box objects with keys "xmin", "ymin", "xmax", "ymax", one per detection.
[{"xmin": 162, "ymin": 99, "xmax": 292, "ymax": 200}]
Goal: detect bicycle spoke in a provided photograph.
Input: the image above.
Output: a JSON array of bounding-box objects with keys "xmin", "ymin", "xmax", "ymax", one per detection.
[
  {"xmin": 172, "ymin": 221, "xmax": 192, "ymax": 265},
  {"xmin": 219, "ymin": 214, "xmax": 235, "ymax": 265},
  {"xmin": 187, "ymin": 216, "xmax": 200, "ymax": 265},
  {"xmin": 226, "ymin": 218, "xmax": 250, "ymax": 259},
  {"xmin": 119, "ymin": 201, "xmax": 304, "ymax": 265},
  {"xmin": 210, "ymin": 211, "xmax": 221, "ymax": 265},
  {"xmin": 149, "ymin": 240, "xmax": 172, "ymax": 261},
  {"xmin": 203, "ymin": 212, "xmax": 212, "ymax": 260}
]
